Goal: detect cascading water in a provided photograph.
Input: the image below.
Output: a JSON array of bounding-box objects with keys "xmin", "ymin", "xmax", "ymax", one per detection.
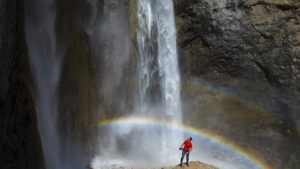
[
  {"xmin": 136, "ymin": 0, "xmax": 183, "ymax": 161},
  {"xmin": 24, "ymin": 1, "xmax": 62, "ymax": 168},
  {"xmin": 91, "ymin": 0, "xmax": 184, "ymax": 167},
  {"xmin": 136, "ymin": 0, "xmax": 153, "ymax": 114},
  {"xmin": 156, "ymin": 0, "xmax": 182, "ymax": 124},
  {"xmin": 156, "ymin": 0, "xmax": 183, "ymax": 153}
]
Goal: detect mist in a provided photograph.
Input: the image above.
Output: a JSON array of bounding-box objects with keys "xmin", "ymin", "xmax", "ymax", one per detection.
[{"xmin": 24, "ymin": 0, "xmax": 62, "ymax": 168}]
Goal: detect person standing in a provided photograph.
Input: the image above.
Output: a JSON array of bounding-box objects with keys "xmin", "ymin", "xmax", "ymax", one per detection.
[{"xmin": 179, "ymin": 137, "xmax": 193, "ymax": 167}]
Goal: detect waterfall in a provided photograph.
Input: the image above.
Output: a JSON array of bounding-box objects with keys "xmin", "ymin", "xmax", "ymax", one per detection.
[
  {"xmin": 24, "ymin": 1, "xmax": 62, "ymax": 168},
  {"xmin": 156, "ymin": 0, "xmax": 183, "ymax": 148},
  {"xmin": 91, "ymin": 0, "xmax": 183, "ymax": 167},
  {"xmin": 136, "ymin": 0, "xmax": 154, "ymax": 114},
  {"xmin": 136, "ymin": 0, "xmax": 183, "ymax": 162},
  {"xmin": 136, "ymin": 0, "xmax": 182, "ymax": 120},
  {"xmin": 156, "ymin": 0, "xmax": 182, "ymax": 124}
]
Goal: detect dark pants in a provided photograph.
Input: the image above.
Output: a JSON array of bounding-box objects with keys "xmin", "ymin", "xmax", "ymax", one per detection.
[{"xmin": 180, "ymin": 150, "xmax": 189, "ymax": 165}]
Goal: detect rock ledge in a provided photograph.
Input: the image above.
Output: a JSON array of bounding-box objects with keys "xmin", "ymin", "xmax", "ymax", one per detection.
[{"xmin": 104, "ymin": 161, "xmax": 219, "ymax": 169}]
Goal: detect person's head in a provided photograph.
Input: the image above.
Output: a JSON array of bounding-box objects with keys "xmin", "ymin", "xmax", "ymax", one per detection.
[{"xmin": 187, "ymin": 137, "xmax": 193, "ymax": 141}]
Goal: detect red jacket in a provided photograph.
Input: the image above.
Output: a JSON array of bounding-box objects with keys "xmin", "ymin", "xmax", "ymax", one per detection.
[{"xmin": 183, "ymin": 140, "xmax": 192, "ymax": 151}]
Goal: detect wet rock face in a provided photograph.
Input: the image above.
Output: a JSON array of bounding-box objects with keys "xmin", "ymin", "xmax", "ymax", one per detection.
[
  {"xmin": 0, "ymin": 0, "xmax": 44, "ymax": 168},
  {"xmin": 174, "ymin": 0, "xmax": 300, "ymax": 168},
  {"xmin": 175, "ymin": 0, "xmax": 300, "ymax": 132},
  {"xmin": 56, "ymin": 0, "xmax": 133, "ymax": 162},
  {"xmin": 0, "ymin": 0, "xmax": 14, "ymax": 105}
]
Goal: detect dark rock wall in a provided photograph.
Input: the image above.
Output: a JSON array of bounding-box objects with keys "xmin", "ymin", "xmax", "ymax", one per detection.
[
  {"xmin": 175, "ymin": 0, "xmax": 300, "ymax": 131},
  {"xmin": 0, "ymin": 0, "xmax": 44, "ymax": 168},
  {"xmin": 55, "ymin": 0, "xmax": 133, "ymax": 162},
  {"xmin": 174, "ymin": 0, "xmax": 300, "ymax": 168}
]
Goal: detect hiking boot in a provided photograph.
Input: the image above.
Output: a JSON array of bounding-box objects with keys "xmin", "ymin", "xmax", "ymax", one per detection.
[{"xmin": 186, "ymin": 163, "xmax": 189, "ymax": 166}]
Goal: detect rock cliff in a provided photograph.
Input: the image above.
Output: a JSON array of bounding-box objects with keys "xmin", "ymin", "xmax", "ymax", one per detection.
[
  {"xmin": 0, "ymin": 0, "xmax": 44, "ymax": 168},
  {"xmin": 174, "ymin": 0, "xmax": 300, "ymax": 168}
]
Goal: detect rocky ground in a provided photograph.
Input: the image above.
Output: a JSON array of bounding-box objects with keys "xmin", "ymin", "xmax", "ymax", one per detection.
[
  {"xmin": 99, "ymin": 161, "xmax": 218, "ymax": 169},
  {"xmin": 152, "ymin": 161, "xmax": 218, "ymax": 169}
]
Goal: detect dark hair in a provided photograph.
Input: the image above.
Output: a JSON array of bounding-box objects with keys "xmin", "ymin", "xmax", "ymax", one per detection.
[{"xmin": 190, "ymin": 137, "xmax": 193, "ymax": 141}]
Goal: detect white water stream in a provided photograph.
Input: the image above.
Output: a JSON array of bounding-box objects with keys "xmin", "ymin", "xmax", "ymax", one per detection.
[{"xmin": 136, "ymin": 0, "xmax": 183, "ymax": 160}]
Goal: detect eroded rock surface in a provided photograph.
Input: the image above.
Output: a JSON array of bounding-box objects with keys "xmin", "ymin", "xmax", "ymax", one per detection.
[{"xmin": 174, "ymin": 0, "xmax": 300, "ymax": 168}]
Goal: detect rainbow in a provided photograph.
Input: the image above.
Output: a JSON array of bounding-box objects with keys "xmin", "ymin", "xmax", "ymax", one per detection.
[{"xmin": 96, "ymin": 116, "xmax": 272, "ymax": 169}]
